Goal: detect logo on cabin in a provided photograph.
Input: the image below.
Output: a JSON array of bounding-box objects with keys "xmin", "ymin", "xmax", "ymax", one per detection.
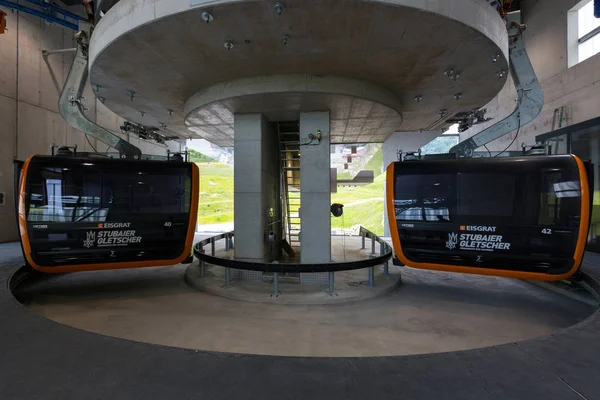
[
  {"xmin": 446, "ymin": 232, "xmax": 458, "ymax": 250},
  {"xmin": 101, "ymin": 222, "xmax": 131, "ymax": 229},
  {"xmin": 83, "ymin": 231, "xmax": 96, "ymax": 248},
  {"xmin": 465, "ymin": 225, "xmax": 497, "ymax": 232}
]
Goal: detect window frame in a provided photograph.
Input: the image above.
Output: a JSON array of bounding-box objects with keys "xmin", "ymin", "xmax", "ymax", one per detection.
[{"xmin": 568, "ymin": 0, "xmax": 600, "ymax": 67}]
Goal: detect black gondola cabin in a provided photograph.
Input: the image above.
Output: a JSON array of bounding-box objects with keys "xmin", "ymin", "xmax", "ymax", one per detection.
[
  {"xmin": 17, "ymin": 155, "xmax": 199, "ymax": 273},
  {"xmin": 386, "ymin": 155, "xmax": 591, "ymax": 281}
]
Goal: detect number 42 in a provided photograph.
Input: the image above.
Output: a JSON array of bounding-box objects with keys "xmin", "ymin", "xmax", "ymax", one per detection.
[{"xmin": 542, "ymin": 228, "xmax": 552, "ymax": 235}]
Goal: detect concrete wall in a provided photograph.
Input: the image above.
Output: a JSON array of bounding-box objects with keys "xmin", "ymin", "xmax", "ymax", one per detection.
[
  {"xmin": 0, "ymin": 7, "xmax": 180, "ymax": 243},
  {"xmin": 381, "ymin": 131, "xmax": 441, "ymax": 236},
  {"xmin": 233, "ymin": 114, "xmax": 280, "ymax": 262},
  {"xmin": 460, "ymin": 0, "xmax": 600, "ymax": 151}
]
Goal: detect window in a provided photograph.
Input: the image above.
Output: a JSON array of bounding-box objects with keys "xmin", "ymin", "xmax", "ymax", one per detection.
[
  {"xmin": 456, "ymin": 173, "xmax": 516, "ymax": 217},
  {"xmin": 538, "ymin": 169, "xmax": 581, "ymax": 227},
  {"xmin": 393, "ymin": 165, "xmax": 581, "ymax": 227},
  {"xmin": 394, "ymin": 174, "xmax": 454, "ymax": 222},
  {"xmin": 568, "ymin": 0, "xmax": 600, "ymax": 67},
  {"xmin": 27, "ymin": 167, "xmax": 103, "ymax": 223},
  {"xmin": 26, "ymin": 164, "xmax": 191, "ymax": 223}
]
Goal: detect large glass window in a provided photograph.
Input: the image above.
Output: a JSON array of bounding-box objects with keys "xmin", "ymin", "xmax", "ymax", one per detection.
[
  {"xmin": 569, "ymin": 1, "xmax": 600, "ymax": 66},
  {"xmin": 578, "ymin": 0, "xmax": 600, "ymax": 62}
]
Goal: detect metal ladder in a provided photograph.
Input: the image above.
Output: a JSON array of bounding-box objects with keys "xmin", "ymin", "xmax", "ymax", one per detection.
[{"xmin": 279, "ymin": 126, "xmax": 301, "ymax": 249}]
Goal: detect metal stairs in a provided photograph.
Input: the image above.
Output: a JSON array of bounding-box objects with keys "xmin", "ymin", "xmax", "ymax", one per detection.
[{"xmin": 279, "ymin": 124, "xmax": 301, "ymax": 250}]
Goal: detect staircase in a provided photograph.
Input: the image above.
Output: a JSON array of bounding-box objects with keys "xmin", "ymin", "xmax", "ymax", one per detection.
[{"xmin": 278, "ymin": 122, "xmax": 302, "ymax": 251}]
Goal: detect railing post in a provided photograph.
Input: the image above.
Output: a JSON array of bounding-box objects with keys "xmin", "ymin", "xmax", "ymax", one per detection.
[
  {"xmin": 328, "ymin": 271, "xmax": 335, "ymax": 295},
  {"xmin": 371, "ymin": 236, "xmax": 376, "ymax": 255},
  {"xmin": 225, "ymin": 234, "xmax": 230, "ymax": 251},
  {"xmin": 211, "ymin": 238, "xmax": 216, "ymax": 256},
  {"xmin": 369, "ymin": 266, "xmax": 375, "ymax": 286},
  {"xmin": 199, "ymin": 247, "xmax": 205, "ymax": 277},
  {"xmin": 228, "ymin": 235, "xmax": 234, "ymax": 249},
  {"xmin": 361, "ymin": 230, "xmax": 366, "ymax": 250},
  {"xmin": 273, "ymin": 272, "xmax": 279, "ymax": 297},
  {"xmin": 225, "ymin": 267, "xmax": 231, "ymax": 287},
  {"xmin": 381, "ymin": 242, "xmax": 389, "ymax": 276}
]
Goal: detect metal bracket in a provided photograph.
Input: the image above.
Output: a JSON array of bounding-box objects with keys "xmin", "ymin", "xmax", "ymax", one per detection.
[
  {"xmin": 59, "ymin": 24, "xmax": 141, "ymax": 160},
  {"xmin": 449, "ymin": 26, "xmax": 544, "ymax": 158}
]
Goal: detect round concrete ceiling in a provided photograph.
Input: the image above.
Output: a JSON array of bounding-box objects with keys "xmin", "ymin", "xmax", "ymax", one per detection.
[{"xmin": 89, "ymin": 0, "xmax": 509, "ymax": 145}]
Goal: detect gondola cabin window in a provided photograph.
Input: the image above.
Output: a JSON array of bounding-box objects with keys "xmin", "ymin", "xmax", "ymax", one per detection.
[{"xmin": 25, "ymin": 165, "xmax": 191, "ymax": 223}]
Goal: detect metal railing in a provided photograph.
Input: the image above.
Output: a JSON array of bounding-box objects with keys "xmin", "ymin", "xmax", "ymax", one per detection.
[{"xmin": 193, "ymin": 226, "xmax": 393, "ymax": 296}]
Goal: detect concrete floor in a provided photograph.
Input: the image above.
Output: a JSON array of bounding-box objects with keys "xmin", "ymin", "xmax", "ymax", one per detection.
[{"xmin": 19, "ymin": 262, "xmax": 595, "ymax": 357}]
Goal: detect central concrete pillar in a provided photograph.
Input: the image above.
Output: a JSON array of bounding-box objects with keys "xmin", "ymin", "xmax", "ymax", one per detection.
[
  {"xmin": 234, "ymin": 114, "xmax": 280, "ymax": 263},
  {"xmin": 300, "ymin": 111, "xmax": 331, "ymax": 264}
]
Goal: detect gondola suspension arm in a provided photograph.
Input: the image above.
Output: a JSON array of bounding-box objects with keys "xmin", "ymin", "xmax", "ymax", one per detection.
[
  {"xmin": 449, "ymin": 24, "xmax": 544, "ymax": 158},
  {"xmin": 59, "ymin": 24, "xmax": 141, "ymax": 160}
]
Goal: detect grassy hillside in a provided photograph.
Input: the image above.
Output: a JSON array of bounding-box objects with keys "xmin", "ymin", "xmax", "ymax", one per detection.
[
  {"xmin": 188, "ymin": 148, "xmax": 215, "ymax": 163},
  {"xmin": 330, "ymin": 172, "xmax": 385, "ymax": 235},
  {"xmin": 197, "ymin": 162, "xmax": 234, "ymax": 224},
  {"xmin": 363, "ymin": 147, "xmax": 384, "ymax": 174}
]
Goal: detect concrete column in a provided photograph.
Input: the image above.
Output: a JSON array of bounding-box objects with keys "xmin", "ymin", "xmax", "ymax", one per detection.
[
  {"xmin": 234, "ymin": 114, "xmax": 280, "ymax": 262},
  {"xmin": 300, "ymin": 112, "xmax": 331, "ymax": 263}
]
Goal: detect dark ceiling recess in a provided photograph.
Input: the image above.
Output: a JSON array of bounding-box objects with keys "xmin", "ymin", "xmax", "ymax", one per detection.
[
  {"xmin": 54, "ymin": 0, "xmax": 93, "ymax": 21},
  {"xmin": 61, "ymin": 0, "xmax": 121, "ymax": 19},
  {"xmin": 505, "ymin": 0, "xmax": 521, "ymax": 12}
]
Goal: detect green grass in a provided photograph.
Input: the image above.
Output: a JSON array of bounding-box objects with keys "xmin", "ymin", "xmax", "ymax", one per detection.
[
  {"xmin": 331, "ymin": 173, "xmax": 386, "ymax": 204},
  {"xmin": 337, "ymin": 172, "xmax": 354, "ymax": 180},
  {"xmin": 330, "ymin": 172, "xmax": 385, "ymax": 235},
  {"xmin": 197, "ymin": 162, "xmax": 234, "ymax": 224},
  {"xmin": 330, "ymin": 199, "xmax": 384, "ymax": 235},
  {"xmin": 195, "ymin": 149, "xmax": 387, "ymax": 234}
]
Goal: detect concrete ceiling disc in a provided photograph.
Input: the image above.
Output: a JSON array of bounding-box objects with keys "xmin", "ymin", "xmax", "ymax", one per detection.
[
  {"xmin": 89, "ymin": 0, "xmax": 509, "ymax": 145},
  {"xmin": 184, "ymin": 74, "xmax": 405, "ymax": 145}
]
